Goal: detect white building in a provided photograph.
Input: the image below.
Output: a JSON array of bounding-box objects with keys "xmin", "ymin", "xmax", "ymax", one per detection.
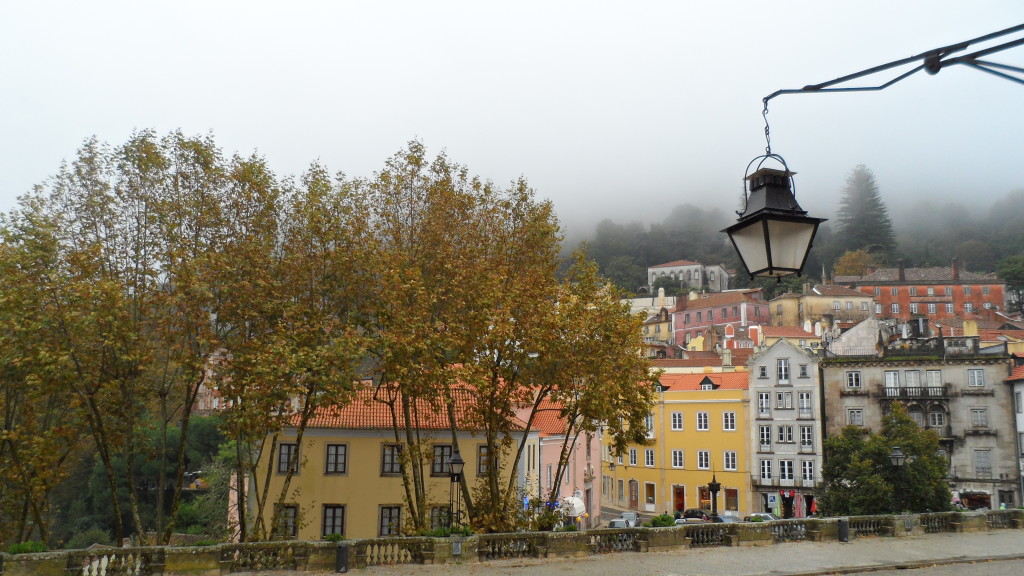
[{"xmin": 647, "ymin": 259, "xmax": 729, "ymax": 294}]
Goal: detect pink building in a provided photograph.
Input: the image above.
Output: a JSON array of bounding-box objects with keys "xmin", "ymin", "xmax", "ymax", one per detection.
[{"xmin": 527, "ymin": 397, "xmax": 600, "ymax": 528}]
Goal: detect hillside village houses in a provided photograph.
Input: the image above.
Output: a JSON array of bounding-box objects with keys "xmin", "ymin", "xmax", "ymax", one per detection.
[
  {"xmin": 834, "ymin": 259, "xmax": 1006, "ymax": 325},
  {"xmin": 235, "ymin": 254, "xmax": 1023, "ymax": 538}
]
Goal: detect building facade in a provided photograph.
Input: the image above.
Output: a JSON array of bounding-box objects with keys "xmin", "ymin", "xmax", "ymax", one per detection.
[
  {"xmin": 601, "ymin": 372, "xmax": 751, "ymax": 519},
  {"xmin": 647, "ymin": 260, "xmax": 730, "ymax": 294},
  {"xmin": 821, "ymin": 336, "xmax": 1019, "ymax": 510},
  {"xmin": 770, "ymin": 284, "xmax": 875, "ymax": 333},
  {"xmin": 835, "ymin": 260, "xmax": 1005, "ymax": 323},
  {"xmin": 747, "ymin": 340, "xmax": 823, "ymax": 517},
  {"xmin": 257, "ymin": 387, "xmax": 539, "ymax": 539},
  {"xmin": 672, "ymin": 289, "xmax": 767, "ymax": 349}
]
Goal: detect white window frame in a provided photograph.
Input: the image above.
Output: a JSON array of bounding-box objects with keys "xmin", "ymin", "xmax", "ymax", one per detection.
[
  {"xmin": 848, "ymin": 408, "xmax": 864, "ymax": 426},
  {"xmin": 697, "ymin": 411, "xmax": 709, "ymax": 431},
  {"xmin": 644, "ymin": 448, "xmax": 655, "ymax": 467},
  {"xmin": 759, "ymin": 425, "xmax": 771, "ymax": 450},
  {"xmin": 697, "ymin": 450, "xmax": 710, "ymax": 470},
  {"xmin": 723, "ymin": 411, "xmax": 736, "ymax": 431},
  {"xmin": 968, "ymin": 369, "xmax": 985, "ymax": 387},
  {"xmin": 780, "ymin": 460, "xmax": 795, "ymax": 481},
  {"xmin": 671, "ymin": 412, "xmax": 683, "ymax": 430},
  {"xmin": 846, "ymin": 371, "xmax": 862, "ymax": 389},
  {"xmin": 760, "ymin": 459, "xmax": 772, "ymax": 480},
  {"xmin": 724, "ymin": 451, "xmax": 737, "ymax": 471},
  {"xmin": 671, "ymin": 449, "xmax": 685, "ymax": 468},
  {"xmin": 777, "ymin": 358, "xmax": 790, "ymax": 383}
]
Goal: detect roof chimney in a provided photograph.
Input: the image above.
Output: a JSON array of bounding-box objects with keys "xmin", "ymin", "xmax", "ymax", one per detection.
[
  {"xmin": 898, "ymin": 259, "xmax": 905, "ymax": 282},
  {"xmin": 951, "ymin": 258, "xmax": 960, "ymax": 281},
  {"xmin": 802, "ymin": 282, "xmax": 809, "ymax": 295}
]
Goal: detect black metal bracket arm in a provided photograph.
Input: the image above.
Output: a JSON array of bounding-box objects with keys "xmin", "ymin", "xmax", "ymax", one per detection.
[
  {"xmin": 758, "ymin": 23, "xmax": 1024, "ymax": 154},
  {"xmin": 764, "ymin": 23, "xmax": 1024, "ymax": 104}
]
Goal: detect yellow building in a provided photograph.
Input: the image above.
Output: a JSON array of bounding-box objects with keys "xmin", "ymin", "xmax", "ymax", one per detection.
[
  {"xmin": 601, "ymin": 371, "xmax": 751, "ymax": 520},
  {"xmin": 770, "ymin": 284, "xmax": 874, "ymax": 332},
  {"xmin": 256, "ymin": 386, "xmax": 539, "ymax": 540}
]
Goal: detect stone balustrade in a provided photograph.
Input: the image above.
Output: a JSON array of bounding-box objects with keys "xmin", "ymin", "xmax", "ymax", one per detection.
[{"xmin": 1, "ymin": 510, "xmax": 1020, "ymax": 575}]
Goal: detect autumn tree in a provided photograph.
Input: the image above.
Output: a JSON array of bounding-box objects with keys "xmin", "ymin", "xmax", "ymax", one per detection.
[
  {"xmin": 835, "ymin": 165, "xmax": 897, "ymax": 260},
  {"xmin": 833, "ymin": 249, "xmax": 876, "ymax": 278}
]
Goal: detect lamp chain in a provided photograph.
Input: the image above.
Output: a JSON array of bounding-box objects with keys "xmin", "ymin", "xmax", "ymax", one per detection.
[{"xmin": 762, "ymin": 99, "xmax": 772, "ymax": 155}]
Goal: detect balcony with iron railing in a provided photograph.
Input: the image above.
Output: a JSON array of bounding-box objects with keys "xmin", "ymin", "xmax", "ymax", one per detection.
[
  {"xmin": 750, "ymin": 475, "xmax": 818, "ymax": 489},
  {"xmin": 876, "ymin": 384, "xmax": 950, "ymax": 399}
]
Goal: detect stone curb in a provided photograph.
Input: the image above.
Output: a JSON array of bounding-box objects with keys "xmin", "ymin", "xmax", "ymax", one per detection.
[{"xmin": 783, "ymin": 553, "xmax": 1024, "ymax": 576}]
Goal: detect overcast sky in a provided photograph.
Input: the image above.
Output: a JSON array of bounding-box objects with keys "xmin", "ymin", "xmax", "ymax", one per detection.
[{"xmin": 2, "ymin": 1, "xmax": 1022, "ymax": 236}]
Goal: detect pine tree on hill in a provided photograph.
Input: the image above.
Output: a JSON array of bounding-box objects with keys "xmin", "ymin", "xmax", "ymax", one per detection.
[{"xmin": 836, "ymin": 165, "xmax": 897, "ymax": 261}]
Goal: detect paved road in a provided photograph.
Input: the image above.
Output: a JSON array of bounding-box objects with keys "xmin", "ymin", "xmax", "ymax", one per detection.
[{"xmin": 236, "ymin": 529, "xmax": 1024, "ymax": 576}]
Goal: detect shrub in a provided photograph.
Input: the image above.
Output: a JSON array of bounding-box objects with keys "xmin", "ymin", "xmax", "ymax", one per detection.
[
  {"xmin": 421, "ymin": 525, "xmax": 472, "ymax": 538},
  {"xmin": 649, "ymin": 514, "xmax": 675, "ymax": 528},
  {"xmin": 8, "ymin": 541, "xmax": 47, "ymax": 554},
  {"xmin": 65, "ymin": 527, "xmax": 113, "ymax": 550},
  {"xmin": 193, "ymin": 539, "xmax": 220, "ymax": 547},
  {"xmin": 557, "ymin": 523, "xmax": 578, "ymax": 532},
  {"xmin": 323, "ymin": 533, "xmax": 346, "ymax": 542}
]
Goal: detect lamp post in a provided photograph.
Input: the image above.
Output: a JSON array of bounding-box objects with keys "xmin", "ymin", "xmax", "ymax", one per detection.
[
  {"xmin": 708, "ymin": 473, "xmax": 721, "ymax": 521},
  {"xmin": 448, "ymin": 448, "xmax": 465, "ymax": 529},
  {"xmin": 890, "ymin": 446, "xmax": 907, "ymax": 513}
]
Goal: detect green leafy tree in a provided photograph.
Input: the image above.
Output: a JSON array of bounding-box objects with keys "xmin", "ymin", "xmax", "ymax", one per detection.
[
  {"xmin": 835, "ymin": 165, "xmax": 897, "ymax": 261},
  {"xmin": 821, "ymin": 403, "xmax": 950, "ymax": 515},
  {"xmin": 997, "ymin": 254, "xmax": 1024, "ymax": 314}
]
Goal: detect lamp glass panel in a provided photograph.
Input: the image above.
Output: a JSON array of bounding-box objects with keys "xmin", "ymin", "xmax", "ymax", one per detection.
[
  {"xmin": 767, "ymin": 219, "xmax": 817, "ymax": 271},
  {"xmin": 729, "ymin": 220, "xmax": 769, "ymax": 275}
]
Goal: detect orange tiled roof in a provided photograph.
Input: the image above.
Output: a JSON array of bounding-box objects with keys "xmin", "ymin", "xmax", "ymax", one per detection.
[
  {"xmin": 299, "ymin": 385, "xmax": 527, "ymax": 431},
  {"xmin": 657, "ymin": 372, "xmax": 749, "ymax": 391},
  {"xmin": 530, "ymin": 397, "xmax": 569, "ymax": 436},
  {"xmin": 762, "ymin": 326, "xmax": 817, "ymax": 338},
  {"xmin": 1007, "ymin": 364, "xmax": 1024, "ymax": 382}
]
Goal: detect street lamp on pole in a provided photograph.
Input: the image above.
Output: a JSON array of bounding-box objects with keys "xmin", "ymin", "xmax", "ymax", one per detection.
[
  {"xmin": 890, "ymin": 446, "xmax": 907, "ymax": 513},
  {"xmin": 448, "ymin": 448, "xmax": 465, "ymax": 529},
  {"xmin": 708, "ymin": 474, "xmax": 721, "ymax": 521}
]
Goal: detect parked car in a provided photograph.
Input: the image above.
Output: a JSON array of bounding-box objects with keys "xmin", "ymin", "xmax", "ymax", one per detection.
[
  {"xmin": 717, "ymin": 515, "xmax": 742, "ymax": 523},
  {"xmin": 743, "ymin": 513, "xmax": 779, "ymax": 522},
  {"xmin": 607, "ymin": 518, "xmax": 630, "ymax": 528},
  {"xmin": 620, "ymin": 511, "xmax": 642, "ymax": 527},
  {"xmin": 682, "ymin": 508, "xmax": 714, "ymax": 521}
]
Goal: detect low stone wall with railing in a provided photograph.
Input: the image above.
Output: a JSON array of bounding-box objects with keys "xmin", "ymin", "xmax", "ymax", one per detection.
[{"xmin": 2, "ymin": 510, "xmax": 1021, "ymax": 575}]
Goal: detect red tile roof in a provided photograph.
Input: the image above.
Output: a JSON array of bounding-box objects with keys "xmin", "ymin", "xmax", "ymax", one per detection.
[
  {"xmin": 762, "ymin": 326, "xmax": 817, "ymax": 338},
  {"xmin": 657, "ymin": 372, "xmax": 749, "ymax": 391},
  {"xmin": 650, "ymin": 259, "xmax": 700, "ymax": 268},
  {"xmin": 530, "ymin": 397, "xmax": 569, "ymax": 436},
  {"xmin": 675, "ymin": 290, "xmax": 762, "ymax": 311},
  {"xmin": 1007, "ymin": 364, "xmax": 1024, "ymax": 383},
  {"xmin": 298, "ymin": 385, "xmax": 528, "ymax": 431}
]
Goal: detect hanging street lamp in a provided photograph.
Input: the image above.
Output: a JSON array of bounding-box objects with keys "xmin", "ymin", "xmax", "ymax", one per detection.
[
  {"xmin": 724, "ymin": 156, "xmax": 825, "ymax": 279},
  {"xmin": 725, "ymin": 24, "xmax": 1024, "ymax": 279}
]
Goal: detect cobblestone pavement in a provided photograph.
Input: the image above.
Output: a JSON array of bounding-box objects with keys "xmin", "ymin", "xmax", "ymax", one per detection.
[{"xmin": 234, "ymin": 529, "xmax": 1024, "ymax": 576}]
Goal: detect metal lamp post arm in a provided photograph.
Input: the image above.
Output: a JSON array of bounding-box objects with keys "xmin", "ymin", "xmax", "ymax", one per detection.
[{"xmin": 763, "ymin": 22, "xmax": 1024, "ymax": 105}]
